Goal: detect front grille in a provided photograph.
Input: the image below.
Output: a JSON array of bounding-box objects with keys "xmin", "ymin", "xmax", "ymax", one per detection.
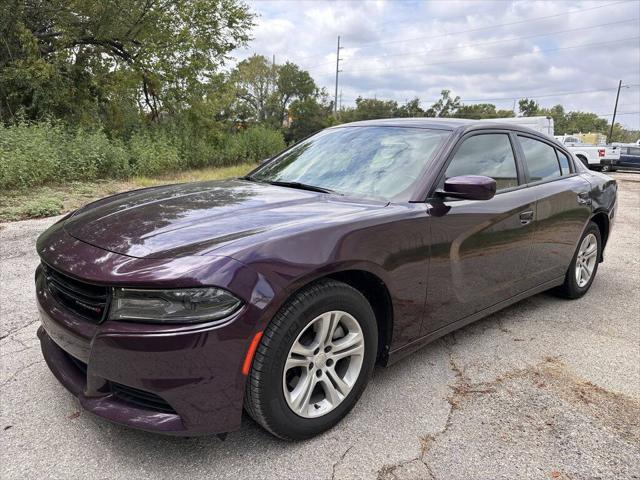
[
  {"xmin": 110, "ymin": 382, "xmax": 177, "ymax": 414},
  {"xmin": 42, "ymin": 264, "xmax": 110, "ymax": 323}
]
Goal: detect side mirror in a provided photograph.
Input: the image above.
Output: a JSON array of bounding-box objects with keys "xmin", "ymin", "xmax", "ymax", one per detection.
[{"xmin": 438, "ymin": 175, "xmax": 496, "ymax": 201}]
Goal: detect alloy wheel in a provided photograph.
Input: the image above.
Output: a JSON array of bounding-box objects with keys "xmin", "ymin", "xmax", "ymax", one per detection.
[
  {"xmin": 283, "ymin": 310, "xmax": 364, "ymax": 418},
  {"xmin": 575, "ymin": 233, "xmax": 598, "ymax": 288}
]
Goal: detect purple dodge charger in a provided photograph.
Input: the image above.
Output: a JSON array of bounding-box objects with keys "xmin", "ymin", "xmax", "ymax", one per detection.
[{"xmin": 35, "ymin": 118, "xmax": 617, "ymax": 440}]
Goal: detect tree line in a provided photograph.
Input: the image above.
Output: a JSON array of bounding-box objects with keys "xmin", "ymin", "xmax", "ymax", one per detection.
[{"xmin": 1, "ymin": 0, "xmax": 637, "ymax": 190}]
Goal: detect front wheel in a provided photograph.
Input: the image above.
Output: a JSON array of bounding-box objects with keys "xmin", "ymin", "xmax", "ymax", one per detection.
[
  {"xmin": 244, "ymin": 279, "xmax": 378, "ymax": 440},
  {"xmin": 555, "ymin": 221, "xmax": 601, "ymax": 299}
]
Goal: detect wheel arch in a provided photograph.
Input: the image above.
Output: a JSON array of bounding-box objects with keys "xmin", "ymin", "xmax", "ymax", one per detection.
[
  {"xmin": 590, "ymin": 210, "xmax": 610, "ymax": 262},
  {"xmin": 575, "ymin": 154, "xmax": 590, "ymax": 168},
  {"xmin": 326, "ymin": 270, "xmax": 394, "ymax": 366},
  {"xmin": 264, "ymin": 266, "xmax": 395, "ymax": 366}
]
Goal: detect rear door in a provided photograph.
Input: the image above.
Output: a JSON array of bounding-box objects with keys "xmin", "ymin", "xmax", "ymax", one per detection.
[
  {"xmin": 515, "ymin": 135, "xmax": 593, "ymax": 284},
  {"xmin": 422, "ymin": 131, "xmax": 538, "ymax": 335}
]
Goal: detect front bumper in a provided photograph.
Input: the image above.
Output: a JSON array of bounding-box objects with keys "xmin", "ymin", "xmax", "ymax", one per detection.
[{"xmin": 36, "ymin": 269, "xmax": 256, "ymax": 436}]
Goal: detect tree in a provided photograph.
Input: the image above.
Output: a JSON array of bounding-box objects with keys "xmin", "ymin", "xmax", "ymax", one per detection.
[
  {"xmin": 274, "ymin": 62, "xmax": 316, "ymax": 127},
  {"xmin": 231, "ymin": 55, "xmax": 277, "ymax": 124},
  {"xmin": 0, "ymin": 0, "xmax": 255, "ymax": 124},
  {"xmin": 426, "ymin": 90, "xmax": 461, "ymax": 117},
  {"xmin": 531, "ymin": 104, "xmax": 608, "ymax": 135},
  {"xmin": 286, "ymin": 90, "xmax": 333, "ymax": 142},
  {"xmin": 340, "ymin": 97, "xmax": 398, "ymax": 122},
  {"xmin": 394, "ymin": 98, "xmax": 425, "ymax": 117},
  {"xmin": 518, "ymin": 98, "xmax": 540, "ymax": 117},
  {"xmin": 454, "ymin": 103, "xmax": 515, "ymax": 119},
  {"xmin": 562, "ymin": 111, "xmax": 608, "ymax": 135},
  {"xmin": 610, "ymin": 123, "xmax": 640, "ymax": 143},
  {"xmin": 230, "ymin": 56, "xmax": 318, "ymax": 128}
]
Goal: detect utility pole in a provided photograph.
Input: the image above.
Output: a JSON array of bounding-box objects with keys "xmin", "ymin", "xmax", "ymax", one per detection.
[
  {"xmin": 608, "ymin": 79, "xmax": 622, "ymax": 143},
  {"xmin": 334, "ymin": 35, "xmax": 343, "ymax": 115}
]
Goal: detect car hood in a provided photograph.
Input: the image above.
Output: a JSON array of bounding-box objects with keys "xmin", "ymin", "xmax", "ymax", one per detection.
[{"xmin": 64, "ymin": 179, "xmax": 388, "ymax": 258}]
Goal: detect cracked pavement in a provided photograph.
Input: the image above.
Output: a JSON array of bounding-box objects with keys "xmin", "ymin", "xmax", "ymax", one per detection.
[{"xmin": 1, "ymin": 172, "xmax": 639, "ymax": 479}]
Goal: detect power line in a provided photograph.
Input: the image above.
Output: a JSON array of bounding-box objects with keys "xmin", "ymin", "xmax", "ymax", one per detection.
[
  {"xmin": 279, "ymin": 0, "xmax": 631, "ymax": 64},
  {"xmin": 351, "ymin": 0, "xmax": 632, "ymax": 48},
  {"xmin": 596, "ymin": 111, "xmax": 639, "ymax": 117},
  {"xmin": 305, "ymin": 18, "xmax": 639, "ymax": 73},
  {"xmin": 341, "ymin": 36, "xmax": 640, "ymax": 74},
  {"xmin": 463, "ymin": 84, "xmax": 640, "ymax": 103},
  {"xmin": 342, "ymin": 18, "xmax": 638, "ymax": 64},
  {"xmin": 372, "ymin": 0, "xmax": 630, "ymax": 31}
]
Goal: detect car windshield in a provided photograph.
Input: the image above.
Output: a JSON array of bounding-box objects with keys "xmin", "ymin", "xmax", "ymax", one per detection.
[{"xmin": 248, "ymin": 126, "xmax": 449, "ymax": 201}]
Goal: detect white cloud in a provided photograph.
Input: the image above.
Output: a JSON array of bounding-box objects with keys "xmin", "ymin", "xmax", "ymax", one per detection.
[{"xmin": 234, "ymin": 0, "xmax": 640, "ymax": 129}]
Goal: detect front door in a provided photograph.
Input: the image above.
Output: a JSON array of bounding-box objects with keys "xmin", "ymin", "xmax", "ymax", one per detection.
[{"xmin": 421, "ymin": 132, "xmax": 537, "ymax": 335}]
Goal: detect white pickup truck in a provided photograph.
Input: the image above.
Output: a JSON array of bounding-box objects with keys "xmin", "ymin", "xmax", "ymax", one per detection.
[{"xmin": 554, "ymin": 135, "xmax": 621, "ymax": 172}]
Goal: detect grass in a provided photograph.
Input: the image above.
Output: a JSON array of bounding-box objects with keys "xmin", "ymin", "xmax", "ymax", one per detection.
[{"xmin": 0, "ymin": 163, "xmax": 255, "ymax": 222}]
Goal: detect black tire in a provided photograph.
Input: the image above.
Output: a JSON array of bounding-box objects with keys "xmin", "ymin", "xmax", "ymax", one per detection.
[
  {"xmin": 555, "ymin": 221, "xmax": 601, "ymax": 299},
  {"xmin": 244, "ymin": 279, "xmax": 378, "ymax": 440}
]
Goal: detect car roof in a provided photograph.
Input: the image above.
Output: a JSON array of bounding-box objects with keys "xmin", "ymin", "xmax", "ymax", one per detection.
[
  {"xmin": 330, "ymin": 117, "xmax": 560, "ymax": 142},
  {"xmin": 332, "ymin": 117, "xmax": 476, "ymax": 130}
]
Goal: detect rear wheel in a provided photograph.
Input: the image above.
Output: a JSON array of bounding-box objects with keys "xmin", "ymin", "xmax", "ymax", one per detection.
[
  {"xmin": 244, "ymin": 279, "xmax": 378, "ymax": 440},
  {"xmin": 555, "ymin": 221, "xmax": 601, "ymax": 299}
]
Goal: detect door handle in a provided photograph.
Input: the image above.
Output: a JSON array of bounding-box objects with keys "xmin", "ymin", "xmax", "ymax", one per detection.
[
  {"xmin": 519, "ymin": 210, "xmax": 534, "ymax": 225},
  {"xmin": 577, "ymin": 192, "xmax": 592, "ymax": 205}
]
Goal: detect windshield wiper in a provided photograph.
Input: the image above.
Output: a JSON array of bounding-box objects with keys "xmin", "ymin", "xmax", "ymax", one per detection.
[{"xmin": 264, "ymin": 180, "xmax": 338, "ymax": 195}]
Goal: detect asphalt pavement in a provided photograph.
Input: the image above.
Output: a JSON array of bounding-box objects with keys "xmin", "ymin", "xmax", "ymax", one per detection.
[{"xmin": 1, "ymin": 172, "xmax": 638, "ymax": 480}]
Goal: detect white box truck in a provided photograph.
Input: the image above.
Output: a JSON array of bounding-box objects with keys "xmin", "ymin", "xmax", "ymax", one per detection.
[{"xmin": 479, "ymin": 116, "xmax": 555, "ymax": 137}]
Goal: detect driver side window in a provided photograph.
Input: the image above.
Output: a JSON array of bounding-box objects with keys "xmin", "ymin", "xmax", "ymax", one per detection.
[{"xmin": 445, "ymin": 134, "xmax": 519, "ymax": 191}]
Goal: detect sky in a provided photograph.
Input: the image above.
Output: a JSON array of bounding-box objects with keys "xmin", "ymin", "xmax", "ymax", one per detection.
[{"xmin": 233, "ymin": 0, "xmax": 640, "ymax": 129}]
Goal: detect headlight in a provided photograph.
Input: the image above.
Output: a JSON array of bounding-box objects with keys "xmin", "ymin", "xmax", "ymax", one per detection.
[{"xmin": 109, "ymin": 287, "xmax": 242, "ymax": 324}]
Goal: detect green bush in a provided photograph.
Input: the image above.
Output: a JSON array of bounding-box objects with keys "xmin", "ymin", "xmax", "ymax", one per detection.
[
  {"xmin": 0, "ymin": 121, "xmax": 130, "ymax": 189},
  {"xmin": 61, "ymin": 129, "xmax": 130, "ymax": 180},
  {"xmin": 0, "ymin": 121, "xmax": 62, "ymax": 189},
  {"xmin": 21, "ymin": 197, "xmax": 63, "ymax": 218},
  {"xmin": 128, "ymin": 131, "xmax": 182, "ymax": 176},
  {"xmin": 222, "ymin": 125, "xmax": 286, "ymax": 164},
  {"xmin": 0, "ymin": 121, "xmax": 285, "ymax": 190},
  {"xmin": 177, "ymin": 129, "xmax": 222, "ymax": 169}
]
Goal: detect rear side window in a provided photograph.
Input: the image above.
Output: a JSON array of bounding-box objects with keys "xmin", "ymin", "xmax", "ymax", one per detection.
[
  {"xmin": 519, "ymin": 136, "xmax": 561, "ymax": 181},
  {"xmin": 557, "ymin": 150, "xmax": 572, "ymax": 175},
  {"xmin": 445, "ymin": 134, "xmax": 518, "ymax": 191}
]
